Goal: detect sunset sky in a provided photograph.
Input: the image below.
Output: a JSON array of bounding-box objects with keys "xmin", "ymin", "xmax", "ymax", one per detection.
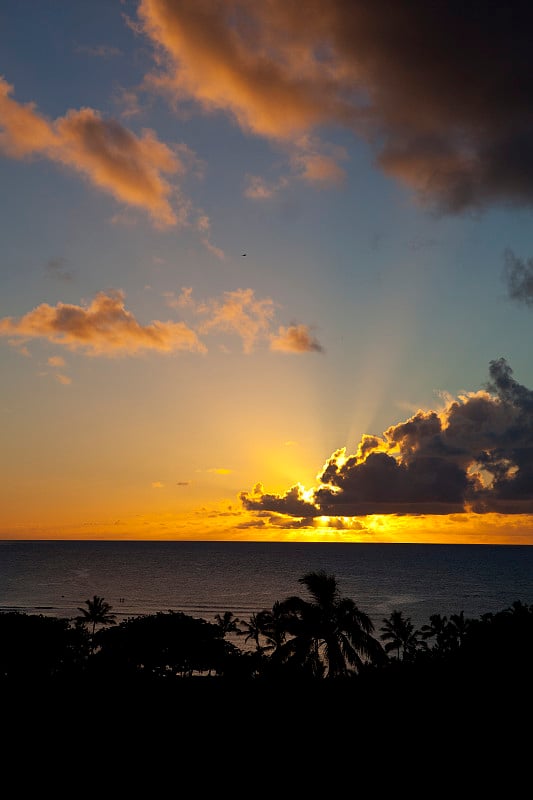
[{"xmin": 2, "ymin": 1, "xmax": 533, "ymax": 543}]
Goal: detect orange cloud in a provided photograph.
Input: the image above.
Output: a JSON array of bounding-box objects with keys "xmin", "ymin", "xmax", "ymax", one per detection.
[
  {"xmin": 270, "ymin": 324, "xmax": 324, "ymax": 353},
  {"xmin": 197, "ymin": 288, "xmax": 277, "ymax": 354},
  {"xmin": 165, "ymin": 286, "xmax": 324, "ymax": 354},
  {"xmin": 0, "ymin": 78, "xmax": 182, "ymax": 227},
  {"xmin": 138, "ymin": 1, "xmax": 533, "ymax": 212},
  {"xmin": 291, "ymin": 152, "xmax": 346, "ymax": 187},
  {"xmin": 138, "ymin": 0, "xmax": 351, "ymax": 182},
  {"xmin": 0, "ymin": 290, "xmax": 206, "ymax": 356},
  {"xmin": 138, "ymin": 0, "xmax": 342, "ymax": 140},
  {"xmin": 47, "ymin": 356, "xmax": 65, "ymax": 367}
]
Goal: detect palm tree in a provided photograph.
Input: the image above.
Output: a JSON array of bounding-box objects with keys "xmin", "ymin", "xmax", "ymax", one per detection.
[
  {"xmin": 238, "ymin": 612, "xmax": 266, "ymax": 652},
  {"xmin": 420, "ymin": 613, "xmax": 454, "ymax": 654},
  {"xmin": 214, "ymin": 611, "xmax": 241, "ymax": 637},
  {"xmin": 380, "ymin": 610, "xmax": 421, "ymax": 661},
  {"xmin": 252, "ymin": 602, "xmax": 288, "ymax": 655},
  {"xmin": 276, "ymin": 571, "xmax": 385, "ymax": 678},
  {"xmin": 76, "ymin": 595, "xmax": 116, "ymax": 639},
  {"xmin": 448, "ymin": 611, "xmax": 470, "ymax": 648}
]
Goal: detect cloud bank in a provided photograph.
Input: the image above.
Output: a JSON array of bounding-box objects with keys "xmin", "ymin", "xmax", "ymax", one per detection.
[
  {"xmin": 1, "ymin": 287, "xmax": 323, "ymax": 357},
  {"xmin": 139, "ymin": 0, "xmax": 533, "ymax": 211},
  {"xmin": 241, "ymin": 360, "xmax": 533, "ymax": 518}
]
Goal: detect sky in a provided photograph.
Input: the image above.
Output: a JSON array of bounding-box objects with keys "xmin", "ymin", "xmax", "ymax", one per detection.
[{"xmin": 2, "ymin": 1, "xmax": 533, "ymax": 543}]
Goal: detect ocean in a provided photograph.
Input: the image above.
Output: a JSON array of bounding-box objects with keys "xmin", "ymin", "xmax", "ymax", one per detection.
[{"xmin": 1, "ymin": 541, "xmax": 532, "ymax": 635}]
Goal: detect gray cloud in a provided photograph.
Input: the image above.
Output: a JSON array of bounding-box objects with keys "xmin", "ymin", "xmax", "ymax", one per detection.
[
  {"xmin": 241, "ymin": 360, "xmax": 533, "ymax": 518},
  {"xmin": 45, "ymin": 257, "xmax": 73, "ymax": 282},
  {"xmin": 504, "ymin": 249, "xmax": 533, "ymax": 307}
]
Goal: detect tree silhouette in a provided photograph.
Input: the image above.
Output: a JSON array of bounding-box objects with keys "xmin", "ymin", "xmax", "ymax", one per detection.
[
  {"xmin": 214, "ymin": 611, "xmax": 241, "ymax": 637},
  {"xmin": 76, "ymin": 595, "xmax": 116, "ymax": 640},
  {"xmin": 420, "ymin": 613, "xmax": 453, "ymax": 654},
  {"xmin": 254, "ymin": 602, "xmax": 288, "ymax": 655},
  {"xmin": 95, "ymin": 611, "xmax": 237, "ymax": 678},
  {"xmin": 275, "ymin": 570, "xmax": 385, "ymax": 678},
  {"xmin": 448, "ymin": 611, "xmax": 470, "ymax": 648},
  {"xmin": 380, "ymin": 610, "xmax": 422, "ymax": 661},
  {"xmin": 238, "ymin": 612, "xmax": 266, "ymax": 652}
]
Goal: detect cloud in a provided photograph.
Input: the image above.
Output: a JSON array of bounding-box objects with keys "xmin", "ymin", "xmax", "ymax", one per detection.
[
  {"xmin": 114, "ymin": 88, "xmax": 142, "ymax": 119},
  {"xmin": 207, "ymin": 468, "xmax": 232, "ymax": 475},
  {"xmin": 240, "ymin": 482, "xmax": 319, "ymax": 517},
  {"xmin": 195, "ymin": 287, "xmax": 277, "ymax": 354},
  {"xmin": 244, "ymin": 174, "xmax": 289, "ymax": 199},
  {"xmin": 138, "ymin": 0, "xmax": 533, "ymax": 212},
  {"xmin": 195, "ymin": 213, "xmax": 226, "ymax": 260},
  {"xmin": 151, "ymin": 481, "xmax": 165, "ymax": 488},
  {"xmin": 240, "ymin": 359, "xmax": 533, "ymax": 518},
  {"xmin": 0, "ymin": 290, "xmax": 206, "ymax": 356},
  {"xmin": 45, "ymin": 257, "xmax": 73, "ymax": 282},
  {"xmin": 176, "ymin": 481, "xmax": 190, "ymax": 487},
  {"xmin": 504, "ymin": 249, "xmax": 533, "ymax": 306},
  {"xmin": 270, "ymin": 324, "xmax": 324, "ymax": 353},
  {"xmin": 74, "ymin": 43, "xmax": 123, "ymax": 58},
  {"xmin": 165, "ymin": 287, "xmax": 323, "ymax": 354},
  {"xmin": 47, "ymin": 356, "xmax": 65, "ymax": 368},
  {"xmin": 202, "ymin": 238, "xmax": 226, "ymax": 260},
  {"xmin": 0, "ymin": 77, "xmax": 183, "ymax": 227},
  {"xmin": 55, "ymin": 373, "xmax": 71, "ymax": 385}
]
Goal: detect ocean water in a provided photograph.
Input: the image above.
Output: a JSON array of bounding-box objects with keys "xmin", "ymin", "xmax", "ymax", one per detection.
[{"xmin": 1, "ymin": 541, "xmax": 532, "ymax": 633}]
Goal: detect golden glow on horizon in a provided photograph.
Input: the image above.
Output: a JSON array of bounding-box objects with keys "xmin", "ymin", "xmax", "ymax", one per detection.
[{"xmin": 2, "ymin": 507, "xmax": 532, "ymax": 545}]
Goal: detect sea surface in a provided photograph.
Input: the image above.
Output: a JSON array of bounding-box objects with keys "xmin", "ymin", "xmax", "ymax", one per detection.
[{"xmin": 1, "ymin": 541, "xmax": 532, "ymax": 634}]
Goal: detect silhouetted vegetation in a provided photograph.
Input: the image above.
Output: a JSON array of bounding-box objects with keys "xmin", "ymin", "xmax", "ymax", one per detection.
[
  {"xmin": 77, "ymin": 595, "xmax": 117, "ymax": 637},
  {"xmin": 1, "ymin": 573, "xmax": 532, "ymax": 693}
]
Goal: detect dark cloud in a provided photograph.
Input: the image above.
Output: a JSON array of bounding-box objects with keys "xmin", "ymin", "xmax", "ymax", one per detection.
[
  {"xmin": 240, "ymin": 482, "xmax": 318, "ymax": 518},
  {"xmin": 504, "ymin": 249, "xmax": 533, "ymax": 307},
  {"xmin": 241, "ymin": 360, "xmax": 533, "ymax": 518},
  {"xmin": 74, "ymin": 44, "xmax": 123, "ymax": 58},
  {"xmin": 140, "ymin": 0, "xmax": 533, "ymax": 212},
  {"xmin": 45, "ymin": 258, "xmax": 73, "ymax": 282}
]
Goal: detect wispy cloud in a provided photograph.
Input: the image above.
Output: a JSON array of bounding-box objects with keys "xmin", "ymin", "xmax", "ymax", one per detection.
[
  {"xmin": 74, "ymin": 43, "xmax": 123, "ymax": 58},
  {"xmin": 45, "ymin": 257, "xmax": 73, "ymax": 282},
  {"xmin": 195, "ymin": 213, "xmax": 225, "ymax": 260},
  {"xmin": 197, "ymin": 288, "xmax": 276, "ymax": 354},
  {"xmin": 244, "ymin": 174, "xmax": 288, "ymax": 199},
  {"xmin": 47, "ymin": 356, "xmax": 65, "ymax": 367},
  {"xmin": 0, "ymin": 77, "xmax": 185, "ymax": 227},
  {"xmin": 165, "ymin": 286, "xmax": 324, "ymax": 354},
  {"xmin": 270, "ymin": 324, "xmax": 324, "ymax": 353},
  {"xmin": 504, "ymin": 249, "xmax": 533, "ymax": 307}
]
